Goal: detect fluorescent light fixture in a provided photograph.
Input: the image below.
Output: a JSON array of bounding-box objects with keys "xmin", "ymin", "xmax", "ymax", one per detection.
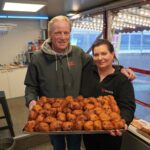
[
  {"xmin": 70, "ymin": 14, "xmax": 81, "ymax": 20},
  {"xmin": 0, "ymin": 15, "xmax": 48, "ymax": 20},
  {"xmin": 8, "ymin": 15, "xmax": 48, "ymax": 19},
  {"xmin": 67, "ymin": 12, "xmax": 77, "ymax": 17},
  {"xmin": 3, "ymin": 2, "xmax": 45, "ymax": 12},
  {"xmin": 0, "ymin": 15, "xmax": 7, "ymax": 18}
]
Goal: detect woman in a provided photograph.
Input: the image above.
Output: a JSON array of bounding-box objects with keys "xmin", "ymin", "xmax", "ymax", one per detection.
[{"xmin": 80, "ymin": 39, "xmax": 136, "ymax": 150}]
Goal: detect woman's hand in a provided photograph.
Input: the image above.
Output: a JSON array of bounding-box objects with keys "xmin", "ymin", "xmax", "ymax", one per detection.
[
  {"xmin": 109, "ymin": 124, "xmax": 128, "ymax": 136},
  {"xmin": 29, "ymin": 100, "xmax": 37, "ymax": 110},
  {"xmin": 121, "ymin": 68, "xmax": 136, "ymax": 80}
]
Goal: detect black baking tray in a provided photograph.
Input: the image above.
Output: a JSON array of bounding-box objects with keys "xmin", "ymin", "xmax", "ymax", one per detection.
[{"xmin": 23, "ymin": 129, "xmax": 125, "ymax": 135}]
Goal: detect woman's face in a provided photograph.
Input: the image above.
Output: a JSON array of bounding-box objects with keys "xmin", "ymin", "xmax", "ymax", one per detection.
[{"xmin": 93, "ymin": 44, "xmax": 114, "ymax": 69}]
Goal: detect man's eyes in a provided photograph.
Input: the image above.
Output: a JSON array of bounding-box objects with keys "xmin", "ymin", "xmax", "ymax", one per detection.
[{"xmin": 54, "ymin": 32, "xmax": 69, "ymax": 35}]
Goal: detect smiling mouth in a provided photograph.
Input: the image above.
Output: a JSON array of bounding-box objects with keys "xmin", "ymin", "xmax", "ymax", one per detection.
[
  {"xmin": 59, "ymin": 43, "xmax": 67, "ymax": 46},
  {"xmin": 98, "ymin": 62, "xmax": 105, "ymax": 65},
  {"xmin": 59, "ymin": 41, "xmax": 67, "ymax": 44}
]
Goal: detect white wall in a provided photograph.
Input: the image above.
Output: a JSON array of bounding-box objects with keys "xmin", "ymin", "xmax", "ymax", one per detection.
[{"xmin": 0, "ymin": 19, "xmax": 42, "ymax": 64}]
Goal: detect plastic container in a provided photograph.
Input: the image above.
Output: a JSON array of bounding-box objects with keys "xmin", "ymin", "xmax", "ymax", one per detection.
[{"xmin": 0, "ymin": 138, "xmax": 15, "ymax": 150}]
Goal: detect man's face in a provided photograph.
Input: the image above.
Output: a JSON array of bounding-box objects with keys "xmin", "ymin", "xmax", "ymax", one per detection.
[{"xmin": 49, "ymin": 20, "xmax": 70, "ymax": 53}]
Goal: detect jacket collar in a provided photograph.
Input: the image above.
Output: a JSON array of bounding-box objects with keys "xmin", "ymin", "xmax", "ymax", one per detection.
[{"xmin": 41, "ymin": 38, "xmax": 72, "ymax": 56}]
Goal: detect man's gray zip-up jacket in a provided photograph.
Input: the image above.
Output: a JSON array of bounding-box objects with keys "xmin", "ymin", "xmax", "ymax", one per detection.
[{"xmin": 24, "ymin": 39, "xmax": 91, "ymax": 106}]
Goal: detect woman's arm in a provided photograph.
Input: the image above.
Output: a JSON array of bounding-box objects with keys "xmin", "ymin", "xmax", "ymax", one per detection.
[
  {"xmin": 109, "ymin": 78, "xmax": 136, "ymax": 136},
  {"xmin": 117, "ymin": 79, "xmax": 136, "ymax": 125}
]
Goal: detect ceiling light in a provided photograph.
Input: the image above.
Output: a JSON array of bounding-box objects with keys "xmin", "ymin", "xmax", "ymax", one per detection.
[
  {"xmin": 0, "ymin": 15, "xmax": 48, "ymax": 20},
  {"xmin": 3, "ymin": 2, "xmax": 45, "ymax": 12},
  {"xmin": 70, "ymin": 14, "xmax": 81, "ymax": 20},
  {"xmin": 67, "ymin": 12, "xmax": 77, "ymax": 17}
]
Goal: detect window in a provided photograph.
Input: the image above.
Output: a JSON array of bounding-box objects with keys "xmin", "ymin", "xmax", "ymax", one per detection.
[
  {"xmin": 142, "ymin": 34, "xmax": 150, "ymax": 51},
  {"xmin": 130, "ymin": 34, "xmax": 141, "ymax": 51},
  {"xmin": 71, "ymin": 28, "xmax": 100, "ymax": 52},
  {"xmin": 112, "ymin": 31, "xmax": 150, "ymax": 122},
  {"xmin": 120, "ymin": 34, "xmax": 129, "ymax": 51}
]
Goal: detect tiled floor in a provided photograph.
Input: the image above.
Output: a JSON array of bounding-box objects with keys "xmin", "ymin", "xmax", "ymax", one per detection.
[
  {"xmin": 28, "ymin": 143, "xmax": 52, "ymax": 150},
  {"xmin": 0, "ymin": 97, "xmax": 52, "ymax": 149},
  {"xmin": 0, "ymin": 97, "xmax": 28, "ymax": 136}
]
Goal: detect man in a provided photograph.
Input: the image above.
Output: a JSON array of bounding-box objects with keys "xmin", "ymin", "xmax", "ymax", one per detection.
[
  {"xmin": 24, "ymin": 15, "xmax": 135, "ymax": 150},
  {"xmin": 24, "ymin": 15, "xmax": 91, "ymax": 150}
]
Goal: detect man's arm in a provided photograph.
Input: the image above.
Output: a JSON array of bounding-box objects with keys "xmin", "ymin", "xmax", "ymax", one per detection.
[
  {"xmin": 24, "ymin": 61, "xmax": 39, "ymax": 108},
  {"xmin": 28, "ymin": 100, "xmax": 37, "ymax": 110},
  {"xmin": 113, "ymin": 65, "xmax": 136, "ymax": 80},
  {"xmin": 121, "ymin": 68, "xmax": 136, "ymax": 80}
]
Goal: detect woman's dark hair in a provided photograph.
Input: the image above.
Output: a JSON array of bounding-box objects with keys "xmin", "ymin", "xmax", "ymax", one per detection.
[
  {"xmin": 91, "ymin": 39, "xmax": 119, "ymax": 65},
  {"xmin": 92, "ymin": 39, "xmax": 114, "ymax": 54}
]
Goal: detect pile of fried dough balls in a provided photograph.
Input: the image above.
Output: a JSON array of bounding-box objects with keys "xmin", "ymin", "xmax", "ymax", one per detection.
[{"xmin": 24, "ymin": 95, "xmax": 125, "ymax": 132}]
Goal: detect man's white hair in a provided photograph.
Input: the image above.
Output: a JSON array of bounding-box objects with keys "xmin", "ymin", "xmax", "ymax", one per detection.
[{"xmin": 48, "ymin": 15, "xmax": 72, "ymax": 33}]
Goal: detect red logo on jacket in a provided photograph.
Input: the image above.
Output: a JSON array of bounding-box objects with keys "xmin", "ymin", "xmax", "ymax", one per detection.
[
  {"xmin": 68, "ymin": 61, "xmax": 76, "ymax": 67},
  {"xmin": 101, "ymin": 88, "xmax": 113, "ymax": 94}
]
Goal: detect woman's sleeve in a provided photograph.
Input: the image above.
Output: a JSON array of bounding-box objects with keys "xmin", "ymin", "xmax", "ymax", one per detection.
[
  {"xmin": 80, "ymin": 57, "xmax": 94, "ymax": 97},
  {"xmin": 116, "ymin": 79, "xmax": 136, "ymax": 125}
]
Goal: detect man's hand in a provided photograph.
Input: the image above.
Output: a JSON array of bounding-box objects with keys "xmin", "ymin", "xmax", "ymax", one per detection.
[
  {"xmin": 121, "ymin": 68, "xmax": 136, "ymax": 80},
  {"xmin": 29, "ymin": 100, "xmax": 36, "ymax": 110},
  {"xmin": 109, "ymin": 124, "xmax": 128, "ymax": 136}
]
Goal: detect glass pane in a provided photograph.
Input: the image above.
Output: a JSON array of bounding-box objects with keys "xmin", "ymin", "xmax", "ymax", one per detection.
[
  {"xmin": 142, "ymin": 34, "xmax": 150, "ymax": 51},
  {"xmin": 120, "ymin": 34, "xmax": 129, "ymax": 51},
  {"xmin": 133, "ymin": 73, "xmax": 150, "ymax": 122},
  {"xmin": 71, "ymin": 28, "xmax": 100, "ymax": 52},
  {"xmin": 130, "ymin": 34, "xmax": 141, "ymax": 50},
  {"xmin": 112, "ymin": 31, "xmax": 150, "ymax": 122}
]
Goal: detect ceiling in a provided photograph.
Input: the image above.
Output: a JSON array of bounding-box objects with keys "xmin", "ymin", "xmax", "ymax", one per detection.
[
  {"xmin": 72, "ymin": 3, "xmax": 150, "ymax": 33},
  {"xmin": 0, "ymin": 0, "xmax": 149, "ymax": 18}
]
